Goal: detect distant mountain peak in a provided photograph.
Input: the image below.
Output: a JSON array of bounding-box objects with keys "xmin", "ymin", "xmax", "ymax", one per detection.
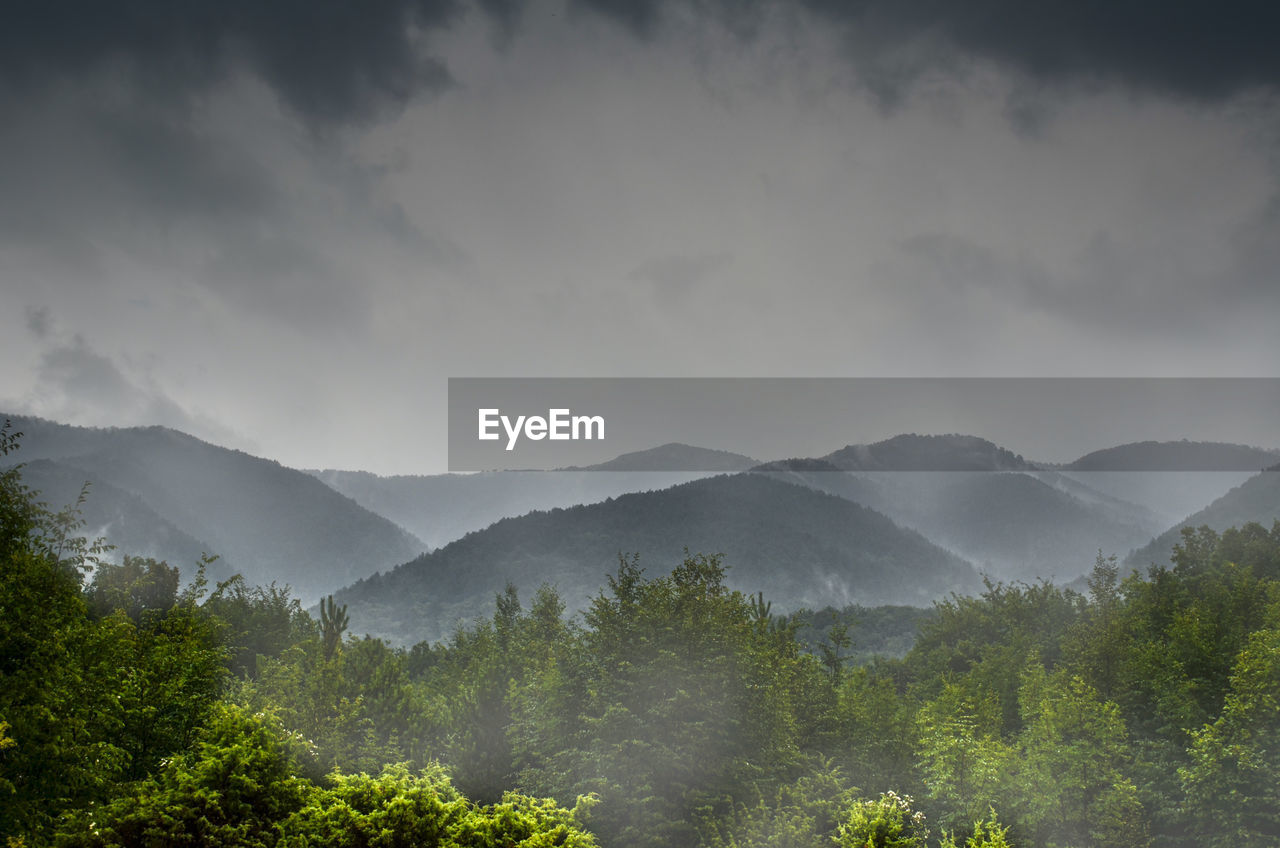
[
  {"xmin": 1066, "ymin": 440, "xmax": 1280, "ymax": 471},
  {"xmin": 821, "ymin": 433, "xmax": 1033, "ymax": 472}
]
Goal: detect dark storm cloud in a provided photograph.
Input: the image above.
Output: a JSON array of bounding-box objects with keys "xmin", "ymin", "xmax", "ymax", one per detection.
[
  {"xmin": 577, "ymin": 0, "xmax": 1280, "ymax": 102},
  {"xmin": 0, "ymin": 96, "xmax": 275, "ymax": 250},
  {"xmin": 0, "ymin": 90, "xmax": 355, "ymax": 330},
  {"xmin": 0, "ymin": 45, "xmax": 469, "ymax": 335},
  {"xmin": 0, "ymin": 0, "xmax": 470, "ymax": 126},
  {"xmin": 575, "ymin": 0, "xmax": 664, "ymax": 36}
]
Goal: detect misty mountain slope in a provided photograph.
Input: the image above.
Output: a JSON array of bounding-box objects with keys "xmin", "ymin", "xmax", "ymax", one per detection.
[
  {"xmin": 1028, "ymin": 469, "xmax": 1166, "ymax": 530},
  {"xmin": 332, "ymin": 473, "xmax": 982, "ymax": 646},
  {"xmin": 862, "ymin": 472, "xmax": 1159, "ymax": 580},
  {"xmin": 749, "ymin": 436, "xmax": 1162, "ymax": 582},
  {"xmin": 18, "ymin": 458, "xmax": 220, "ymax": 577},
  {"xmin": 311, "ymin": 466, "xmax": 718, "ymax": 550},
  {"xmin": 1044, "ymin": 441, "xmax": 1278, "ymax": 526},
  {"xmin": 4, "ymin": 414, "xmax": 426, "ymax": 601},
  {"xmin": 1127, "ymin": 466, "xmax": 1280, "ymax": 570},
  {"xmin": 1055, "ymin": 470, "xmax": 1258, "ymax": 529},
  {"xmin": 744, "ymin": 471, "xmax": 1160, "ymax": 582}
]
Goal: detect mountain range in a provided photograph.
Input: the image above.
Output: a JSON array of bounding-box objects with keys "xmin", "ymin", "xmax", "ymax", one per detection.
[{"xmin": 8, "ymin": 413, "xmax": 1280, "ymax": 641}]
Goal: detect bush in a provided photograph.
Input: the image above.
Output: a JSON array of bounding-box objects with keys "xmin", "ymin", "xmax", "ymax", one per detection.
[{"xmin": 835, "ymin": 791, "xmax": 929, "ymax": 848}]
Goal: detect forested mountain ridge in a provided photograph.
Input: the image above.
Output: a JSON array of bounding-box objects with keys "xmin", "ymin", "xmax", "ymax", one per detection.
[
  {"xmin": 1063, "ymin": 440, "xmax": 1280, "ymax": 471},
  {"xmin": 1, "ymin": 414, "xmax": 425, "ymax": 601},
  {"xmin": 821, "ymin": 434, "xmax": 1035, "ymax": 471},
  {"xmin": 332, "ymin": 472, "xmax": 982, "ymax": 645}
]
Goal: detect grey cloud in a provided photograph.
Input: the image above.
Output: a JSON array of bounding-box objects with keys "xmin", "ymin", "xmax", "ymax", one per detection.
[
  {"xmin": 36, "ymin": 337, "xmax": 183, "ymax": 424},
  {"xmin": 476, "ymin": 0, "xmax": 527, "ymax": 37},
  {"xmin": 0, "ymin": 0, "xmax": 471, "ymax": 128},
  {"xmin": 22, "ymin": 333, "xmax": 246, "ymax": 450},
  {"xmin": 887, "ymin": 216, "xmax": 1280, "ymax": 341},
  {"xmin": 574, "ymin": 0, "xmax": 664, "ymax": 37},
  {"xmin": 575, "ymin": 0, "xmax": 1280, "ymax": 104},
  {"xmin": 628, "ymin": 252, "xmax": 731, "ymax": 301},
  {"xmin": 0, "ymin": 79, "xmax": 465, "ymax": 335},
  {"xmin": 24, "ymin": 307, "xmax": 51, "ymax": 339},
  {"xmin": 4, "ymin": 0, "xmax": 1278, "ymax": 131},
  {"xmin": 0, "ymin": 90, "xmax": 275, "ymax": 261}
]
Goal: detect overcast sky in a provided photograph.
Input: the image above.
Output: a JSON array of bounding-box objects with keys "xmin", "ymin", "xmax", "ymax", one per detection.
[{"xmin": 2, "ymin": 0, "xmax": 1278, "ymax": 473}]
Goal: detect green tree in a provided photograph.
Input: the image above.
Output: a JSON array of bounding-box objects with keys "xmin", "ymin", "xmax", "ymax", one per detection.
[
  {"xmin": 938, "ymin": 808, "xmax": 1014, "ymax": 848},
  {"xmin": 245, "ymin": 636, "xmax": 412, "ymax": 776},
  {"xmin": 85, "ymin": 556, "xmax": 181, "ymax": 623},
  {"xmin": 1064, "ymin": 552, "xmax": 1125, "ymax": 700},
  {"xmin": 204, "ymin": 576, "xmax": 313, "ymax": 678},
  {"xmin": 1012, "ymin": 666, "xmax": 1148, "ymax": 848},
  {"xmin": 834, "ymin": 791, "xmax": 929, "ymax": 848},
  {"xmin": 915, "ymin": 682, "xmax": 1010, "ymax": 832},
  {"xmin": 278, "ymin": 764, "xmax": 598, "ymax": 847},
  {"xmin": 0, "ymin": 426, "xmax": 125, "ymax": 836},
  {"xmin": 319, "ymin": 596, "xmax": 348, "ymax": 662},
  {"xmin": 58, "ymin": 704, "xmax": 316, "ymax": 847},
  {"xmin": 825, "ymin": 665, "xmax": 917, "ymax": 798},
  {"xmin": 697, "ymin": 759, "xmax": 853, "ymax": 848},
  {"xmin": 514, "ymin": 553, "xmax": 806, "ymax": 848},
  {"xmin": 908, "ymin": 579, "xmax": 1084, "ymax": 734},
  {"xmin": 820, "ymin": 622, "xmax": 852, "ymax": 683},
  {"xmin": 1180, "ymin": 626, "xmax": 1280, "ymax": 847}
]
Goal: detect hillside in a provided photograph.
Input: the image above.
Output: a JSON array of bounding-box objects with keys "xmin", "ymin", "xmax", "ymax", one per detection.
[
  {"xmin": 1049, "ymin": 440, "xmax": 1279, "ymax": 525},
  {"xmin": 332, "ymin": 473, "xmax": 982, "ymax": 645},
  {"xmin": 18, "ymin": 458, "xmax": 217, "ymax": 576},
  {"xmin": 748, "ymin": 433, "xmax": 1164, "ymax": 582},
  {"xmin": 862, "ymin": 471, "xmax": 1160, "ymax": 580},
  {"xmin": 3, "ymin": 414, "xmax": 426, "ymax": 601},
  {"xmin": 1127, "ymin": 465, "xmax": 1280, "ymax": 570}
]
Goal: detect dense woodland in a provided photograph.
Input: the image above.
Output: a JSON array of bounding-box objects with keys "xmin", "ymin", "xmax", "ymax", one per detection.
[{"xmin": 3, "ymin": 425, "xmax": 1280, "ymax": 847}]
